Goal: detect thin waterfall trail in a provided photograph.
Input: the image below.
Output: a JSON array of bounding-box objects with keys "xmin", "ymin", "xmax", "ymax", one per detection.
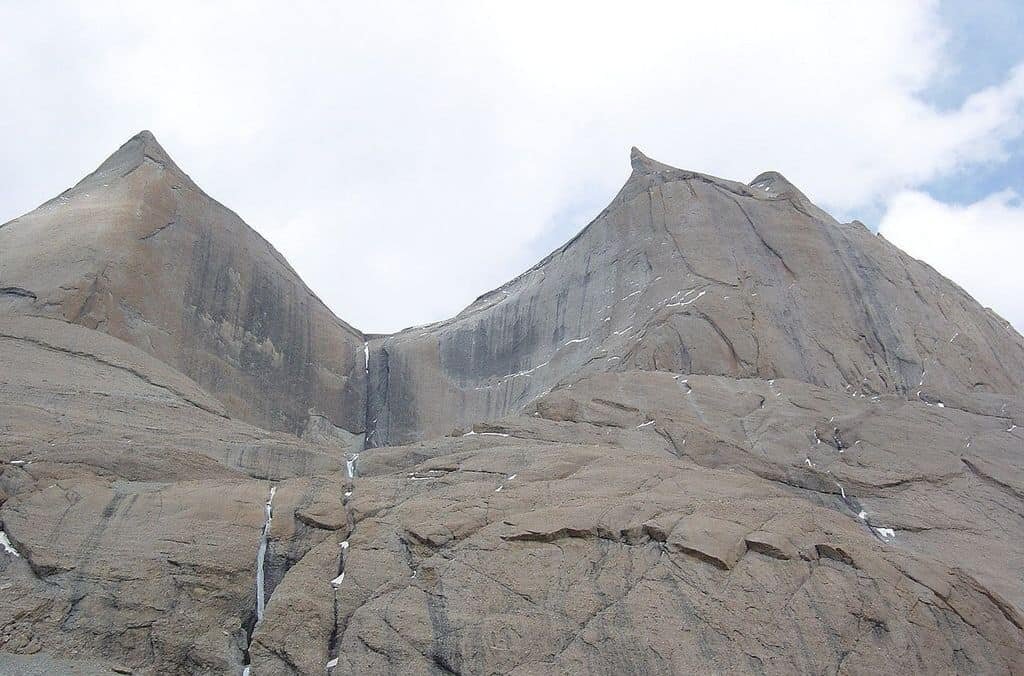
[
  {"xmin": 256, "ymin": 485, "xmax": 277, "ymax": 621},
  {"xmin": 326, "ymin": 453, "xmax": 359, "ymax": 672},
  {"xmin": 242, "ymin": 483, "xmax": 277, "ymax": 675}
]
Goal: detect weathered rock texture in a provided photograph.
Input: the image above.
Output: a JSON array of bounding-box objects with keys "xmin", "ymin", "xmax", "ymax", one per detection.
[
  {"xmin": 366, "ymin": 148, "xmax": 1024, "ymax": 445},
  {"xmin": 0, "ymin": 132, "xmax": 367, "ymax": 445},
  {"xmin": 0, "ymin": 314, "xmax": 351, "ymax": 673},
  {"xmin": 1, "ymin": 134, "xmax": 1022, "ymax": 675}
]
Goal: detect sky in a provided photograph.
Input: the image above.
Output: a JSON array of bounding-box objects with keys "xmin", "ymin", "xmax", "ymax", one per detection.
[{"xmin": 1, "ymin": 1, "xmax": 1023, "ymax": 333}]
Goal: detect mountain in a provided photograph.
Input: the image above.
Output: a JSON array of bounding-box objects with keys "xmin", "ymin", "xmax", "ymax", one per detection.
[
  {"xmin": 1, "ymin": 134, "xmax": 1022, "ymax": 675},
  {"xmin": 0, "ymin": 132, "xmax": 367, "ymax": 447},
  {"xmin": 366, "ymin": 147, "xmax": 1024, "ymax": 445}
]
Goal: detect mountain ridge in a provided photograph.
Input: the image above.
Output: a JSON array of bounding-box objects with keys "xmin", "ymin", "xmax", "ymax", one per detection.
[
  {"xmin": 1, "ymin": 131, "xmax": 1022, "ymax": 675},
  {"xmin": 9, "ymin": 130, "xmax": 1022, "ymax": 447}
]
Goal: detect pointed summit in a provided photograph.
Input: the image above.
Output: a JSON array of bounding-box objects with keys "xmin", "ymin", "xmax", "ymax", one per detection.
[
  {"xmin": 73, "ymin": 130, "xmax": 184, "ymax": 191},
  {"xmin": 629, "ymin": 146, "xmax": 677, "ymax": 174},
  {"xmin": 748, "ymin": 170, "xmax": 807, "ymax": 199},
  {"xmin": 1, "ymin": 129, "xmax": 368, "ymax": 443}
]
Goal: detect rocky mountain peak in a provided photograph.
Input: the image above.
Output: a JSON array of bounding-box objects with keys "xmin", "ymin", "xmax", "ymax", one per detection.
[
  {"xmin": 0, "ymin": 131, "xmax": 368, "ymax": 445},
  {"xmin": 629, "ymin": 145, "xmax": 677, "ymax": 174},
  {"xmin": 749, "ymin": 170, "xmax": 809, "ymax": 200},
  {"xmin": 2, "ymin": 132, "xmax": 1023, "ymax": 674},
  {"xmin": 67, "ymin": 130, "xmax": 187, "ymax": 196}
]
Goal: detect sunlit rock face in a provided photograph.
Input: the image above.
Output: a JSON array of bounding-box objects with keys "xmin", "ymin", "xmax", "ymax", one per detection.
[{"xmin": 1, "ymin": 134, "xmax": 1022, "ymax": 675}]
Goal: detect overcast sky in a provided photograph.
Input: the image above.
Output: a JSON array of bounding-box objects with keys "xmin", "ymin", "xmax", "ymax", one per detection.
[{"xmin": 2, "ymin": 1, "xmax": 1023, "ymax": 333}]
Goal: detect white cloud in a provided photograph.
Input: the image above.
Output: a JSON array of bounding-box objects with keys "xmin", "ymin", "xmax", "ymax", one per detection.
[
  {"xmin": 879, "ymin": 189, "xmax": 1024, "ymax": 330},
  {"xmin": 1, "ymin": 1, "xmax": 1024, "ymax": 331}
]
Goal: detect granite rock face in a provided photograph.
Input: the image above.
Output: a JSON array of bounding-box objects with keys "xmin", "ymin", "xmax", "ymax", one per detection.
[
  {"xmin": 366, "ymin": 148, "xmax": 1024, "ymax": 445},
  {"xmin": 269, "ymin": 415, "xmax": 1024, "ymax": 675},
  {"xmin": 1, "ymin": 134, "xmax": 1023, "ymax": 674},
  {"xmin": 0, "ymin": 132, "xmax": 367, "ymax": 446},
  {"xmin": 0, "ymin": 314, "xmax": 350, "ymax": 673}
]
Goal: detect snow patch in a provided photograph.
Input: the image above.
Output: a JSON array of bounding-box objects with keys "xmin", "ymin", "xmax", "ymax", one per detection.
[
  {"xmin": 0, "ymin": 531, "xmax": 20, "ymax": 557},
  {"xmin": 873, "ymin": 527, "xmax": 896, "ymax": 540}
]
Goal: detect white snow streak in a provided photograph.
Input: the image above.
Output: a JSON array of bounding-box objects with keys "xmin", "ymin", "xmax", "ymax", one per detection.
[
  {"xmin": 0, "ymin": 531, "xmax": 20, "ymax": 557},
  {"xmin": 255, "ymin": 485, "xmax": 277, "ymax": 622},
  {"xmin": 873, "ymin": 527, "xmax": 896, "ymax": 540},
  {"xmin": 503, "ymin": 361, "xmax": 550, "ymax": 381},
  {"xmin": 666, "ymin": 290, "xmax": 707, "ymax": 308}
]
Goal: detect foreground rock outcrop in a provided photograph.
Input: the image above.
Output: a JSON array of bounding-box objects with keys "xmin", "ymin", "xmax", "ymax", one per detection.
[{"xmin": 1, "ymin": 133, "xmax": 1021, "ymax": 674}]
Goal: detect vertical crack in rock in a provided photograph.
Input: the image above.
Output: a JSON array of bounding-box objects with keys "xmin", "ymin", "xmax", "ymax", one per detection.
[
  {"xmin": 327, "ymin": 450, "xmax": 359, "ymax": 674},
  {"xmin": 364, "ymin": 340, "xmax": 391, "ymax": 449},
  {"xmin": 241, "ymin": 483, "xmax": 277, "ymax": 673},
  {"xmin": 326, "ymin": 540, "xmax": 350, "ymax": 673},
  {"xmin": 256, "ymin": 484, "xmax": 277, "ymax": 621}
]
